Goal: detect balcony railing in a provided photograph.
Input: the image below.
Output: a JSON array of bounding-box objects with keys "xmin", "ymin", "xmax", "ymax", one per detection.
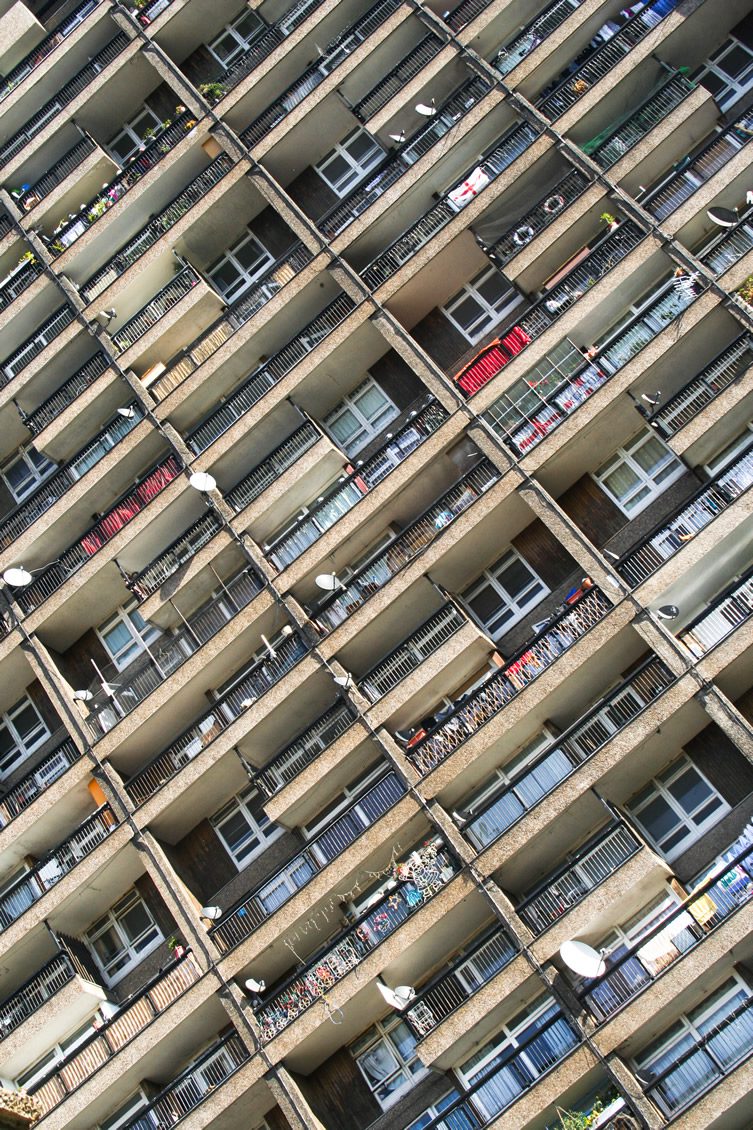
[
  {"xmin": 582, "ymin": 70, "xmax": 696, "ymax": 169},
  {"xmin": 495, "ymin": 0, "xmax": 585, "ymax": 77},
  {"xmin": 360, "ymin": 603, "xmax": 466, "ymax": 702},
  {"xmin": 360, "ymin": 123, "xmax": 539, "ymax": 288},
  {"xmin": 406, "ymin": 588, "xmax": 612, "ymax": 777},
  {"xmin": 29, "ymin": 953, "xmax": 202, "ymax": 1116},
  {"xmin": 14, "ymin": 136, "xmax": 96, "ymax": 212},
  {"xmin": 186, "ymin": 292, "xmax": 356, "ymax": 453},
  {"xmin": 136, "ymin": 0, "xmax": 174, "ymax": 22},
  {"xmin": 1, "ymin": 306, "xmax": 76, "ymax": 386},
  {"xmin": 111, "ymin": 267, "xmax": 199, "ymax": 352},
  {"xmin": 699, "ymin": 217, "xmax": 753, "ymax": 276},
  {"xmin": 643, "ymin": 107, "xmax": 753, "ymax": 221},
  {"xmin": 679, "ymin": 562, "xmax": 753, "ymax": 657},
  {"xmin": 0, "ymin": 35, "xmax": 129, "ymax": 167},
  {"xmin": 537, "ymin": 2, "xmax": 679, "ymax": 120},
  {"xmin": 462, "ymin": 657, "xmax": 674, "ymax": 849},
  {"xmin": 312, "ymin": 459, "xmax": 501, "ymax": 631},
  {"xmin": 0, "ymin": 807, "xmax": 116, "ymax": 933},
  {"xmin": 0, "ymin": 0, "xmax": 102, "ymax": 105},
  {"xmin": 0, "ymin": 952, "xmax": 78, "ymax": 1037},
  {"xmin": 352, "ymin": 35, "xmax": 443, "ymax": 120},
  {"xmin": 123, "ymin": 632, "xmax": 309, "ymax": 804},
  {"xmin": 578, "ymin": 839, "xmax": 753, "ymax": 1024},
  {"xmin": 254, "ymin": 701, "xmax": 357, "ymax": 798},
  {"xmin": 265, "ymin": 401, "xmax": 447, "ymax": 568},
  {"xmin": 16, "ymin": 455, "xmax": 182, "ymax": 614},
  {"xmin": 255, "ymin": 844, "xmax": 458, "ymax": 1040},
  {"xmin": 404, "ymin": 925, "xmax": 517, "ymax": 1039},
  {"xmin": 0, "ymin": 407, "xmax": 143, "ymax": 550},
  {"xmin": 129, "ymin": 512, "xmax": 222, "ymax": 600},
  {"xmin": 82, "ymin": 569, "xmax": 263, "ymax": 736},
  {"xmin": 49, "ymin": 113, "xmax": 198, "ymax": 254},
  {"xmin": 482, "ymin": 275, "xmax": 701, "ymax": 454},
  {"xmin": 0, "ymin": 259, "xmax": 42, "ymax": 311},
  {"xmin": 317, "ymin": 77, "xmax": 491, "ymax": 239},
  {"xmin": 210, "ymin": 771, "xmax": 406, "ymax": 951},
  {"xmin": 240, "ymin": 0, "xmax": 401, "ymax": 148},
  {"xmin": 484, "ymin": 169, "xmax": 589, "ymax": 266},
  {"xmin": 644, "ymin": 993, "xmax": 753, "ymax": 1117},
  {"xmin": 226, "ymin": 422, "xmax": 321, "ymax": 514},
  {"xmin": 80, "ymin": 155, "xmax": 233, "ymax": 299},
  {"xmin": 0, "ymin": 214, "xmax": 10, "ymax": 239},
  {"xmin": 517, "ymin": 821, "xmax": 641, "ymax": 934},
  {"xmin": 0, "ymin": 736, "xmax": 82, "ymax": 828},
  {"xmin": 615, "ymin": 446, "xmax": 753, "ymax": 587},
  {"xmin": 649, "ymin": 335, "xmax": 753, "ymax": 437},
  {"xmin": 23, "ymin": 353, "xmax": 110, "ymax": 435}
]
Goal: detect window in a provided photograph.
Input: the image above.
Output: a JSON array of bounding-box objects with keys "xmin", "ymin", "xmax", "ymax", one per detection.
[
  {"xmin": 208, "ymin": 8, "xmax": 265, "ymax": 69},
  {"xmin": 2, "ymin": 445, "xmax": 56, "ymax": 503},
  {"xmin": 16, "ymin": 1019, "xmax": 94, "ymax": 1090},
  {"xmin": 407, "ymin": 1091, "xmax": 465, "ymax": 1130},
  {"xmin": 627, "ymin": 756, "xmax": 729, "ymax": 860},
  {"xmin": 461, "ymin": 549, "xmax": 548, "ymax": 642},
  {"xmin": 211, "ymin": 785, "xmax": 281, "ymax": 869},
  {"xmin": 0, "ymin": 694, "xmax": 50, "ymax": 779},
  {"xmin": 695, "ymin": 37, "xmax": 753, "ymax": 111},
  {"xmin": 704, "ymin": 421, "xmax": 753, "ymax": 476},
  {"xmin": 207, "ymin": 230, "xmax": 273, "ymax": 303},
  {"xmin": 350, "ymin": 1015, "xmax": 428, "ymax": 1109},
  {"xmin": 315, "ymin": 128, "xmax": 385, "ymax": 197},
  {"xmin": 442, "ymin": 267, "xmax": 522, "ymax": 344},
  {"xmin": 85, "ymin": 889, "xmax": 162, "ymax": 984},
  {"xmin": 323, "ymin": 377, "xmax": 400, "ymax": 455},
  {"xmin": 108, "ymin": 106, "xmax": 161, "ymax": 164},
  {"xmin": 594, "ymin": 428, "xmax": 685, "ymax": 516},
  {"xmin": 97, "ymin": 602, "xmax": 162, "ymax": 671},
  {"xmin": 99, "ymin": 1091, "xmax": 150, "ymax": 1130}
]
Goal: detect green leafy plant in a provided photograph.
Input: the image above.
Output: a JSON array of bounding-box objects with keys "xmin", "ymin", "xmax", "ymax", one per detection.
[
  {"xmin": 556, "ymin": 1099, "xmax": 604, "ymax": 1129},
  {"xmin": 199, "ymin": 81, "xmax": 226, "ymax": 103},
  {"xmin": 600, "ymin": 212, "xmax": 617, "ymax": 226},
  {"xmin": 737, "ymin": 275, "xmax": 753, "ymax": 304},
  {"xmin": 18, "ymin": 249, "xmax": 36, "ymax": 266}
]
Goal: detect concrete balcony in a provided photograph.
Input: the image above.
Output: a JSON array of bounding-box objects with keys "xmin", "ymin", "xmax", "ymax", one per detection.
[
  {"xmin": 0, "ymin": 0, "xmax": 105, "ymax": 110},
  {"xmin": 491, "ymin": 0, "xmax": 591, "ymax": 83},
  {"xmin": 109, "ymin": 265, "xmax": 220, "ymax": 363},
  {"xmin": 648, "ymin": 333, "xmax": 753, "ymax": 444},
  {"xmin": 0, "ymin": 304, "xmax": 77, "ymax": 397},
  {"xmin": 0, "ymin": 733, "xmax": 83, "ymax": 830}
]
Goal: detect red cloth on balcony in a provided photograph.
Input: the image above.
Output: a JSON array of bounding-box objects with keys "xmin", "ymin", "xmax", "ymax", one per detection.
[
  {"xmin": 501, "ymin": 325, "xmax": 531, "ymax": 355},
  {"xmin": 453, "ymin": 327, "xmax": 532, "ymax": 397}
]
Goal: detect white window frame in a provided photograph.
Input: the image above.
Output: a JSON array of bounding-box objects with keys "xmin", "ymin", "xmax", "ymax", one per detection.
[
  {"xmin": 301, "ymin": 762, "xmax": 385, "ymax": 840},
  {"xmin": 695, "ymin": 36, "xmax": 753, "ymax": 112},
  {"xmin": 16, "ymin": 1019, "xmax": 94, "ymax": 1090},
  {"xmin": 108, "ymin": 106, "xmax": 161, "ymax": 164},
  {"xmin": 207, "ymin": 230, "xmax": 273, "ymax": 303},
  {"xmin": 442, "ymin": 266, "xmax": 522, "ymax": 344},
  {"xmin": 97, "ymin": 602, "xmax": 162, "ymax": 672},
  {"xmin": 315, "ymin": 128, "xmax": 385, "ymax": 198},
  {"xmin": 593, "ymin": 427, "xmax": 685, "ymax": 517},
  {"xmin": 704, "ymin": 421, "xmax": 753, "ymax": 476},
  {"xmin": 207, "ymin": 8, "xmax": 265, "ymax": 70},
  {"xmin": 460, "ymin": 728, "xmax": 559, "ymax": 821},
  {"xmin": 407, "ymin": 1090, "xmax": 464, "ymax": 1130},
  {"xmin": 211, "ymin": 784, "xmax": 282, "ymax": 870},
  {"xmin": 627, "ymin": 755, "xmax": 730, "ymax": 861},
  {"xmin": 350, "ymin": 1014, "xmax": 428, "ymax": 1110},
  {"xmin": 85, "ymin": 889, "xmax": 163, "ymax": 985},
  {"xmin": 98, "ymin": 1090, "xmax": 151, "ymax": 1130},
  {"xmin": 461, "ymin": 548, "xmax": 549, "ymax": 642},
  {"xmin": 323, "ymin": 376, "xmax": 399, "ymax": 455},
  {"xmin": 1, "ymin": 445, "xmax": 56, "ymax": 503},
  {"xmin": 0, "ymin": 694, "xmax": 50, "ymax": 779}
]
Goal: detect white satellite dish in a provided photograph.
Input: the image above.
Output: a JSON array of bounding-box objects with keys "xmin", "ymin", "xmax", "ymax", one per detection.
[
  {"xmin": 315, "ymin": 573, "xmax": 340, "ymax": 591},
  {"xmin": 560, "ymin": 939, "xmax": 606, "ymax": 979},
  {"xmin": 2, "ymin": 566, "xmax": 33, "ymax": 587},
  {"xmin": 189, "ymin": 471, "xmax": 216, "ymax": 493},
  {"xmin": 377, "ymin": 981, "xmax": 416, "ymax": 1010}
]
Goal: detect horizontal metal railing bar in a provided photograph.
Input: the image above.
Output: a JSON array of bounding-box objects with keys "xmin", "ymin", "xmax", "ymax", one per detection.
[
  {"xmin": 23, "ymin": 353, "xmax": 110, "ymax": 434},
  {"xmin": 352, "ymin": 35, "xmax": 443, "ymax": 120},
  {"xmin": 16, "ymin": 137, "xmax": 96, "ymax": 211},
  {"xmin": 0, "ymin": 259, "xmax": 43, "ymax": 310},
  {"xmin": 584, "ymin": 71, "xmax": 696, "ymax": 168},
  {"xmin": 254, "ymin": 700, "xmax": 357, "ymax": 797},
  {"xmin": 0, "ymin": 0, "xmax": 102, "ymax": 105},
  {"xmin": 0, "ymin": 736, "xmax": 82, "ymax": 827},
  {"xmin": 226, "ymin": 421, "xmax": 321, "ymax": 512},
  {"xmin": 0, "ymin": 952, "xmax": 76, "ymax": 1036},
  {"xmin": 129, "ymin": 511, "xmax": 223, "ymax": 599},
  {"xmin": 495, "ymin": 0, "xmax": 586, "ymax": 77},
  {"xmin": 359, "ymin": 603, "xmax": 466, "ymax": 702},
  {"xmin": 649, "ymin": 335, "xmax": 753, "ymax": 436},
  {"xmin": 112, "ymin": 267, "xmax": 199, "ymax": 351}
]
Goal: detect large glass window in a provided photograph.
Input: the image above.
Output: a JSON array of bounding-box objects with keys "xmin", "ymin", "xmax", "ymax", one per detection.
[
  {"xmin": 211, "ymin": 785, "xmax": 281, "ymax": 869},
  {"xmin": 1, "ymin": 445, "xmax": 56, "ymax": 503},
  {"xmin": 323, "ymin": 377, "xmax": 399, "ymax": 455},
  {"xmin": 407, "ymin": 1091, "xmax": 465, "ymax": 1130},
  {"xmin": 85, "ymin": 889, "xmax": 162, "ymax": 984},
  {"xmin": 98, "ymin": 1091, "xmax": 150, "ymax": 1130},
  {"xmin": 695, "ymin": 37, "xmax": 753, "ymax": 111},
  {"xmin": 627, "ymin": 756, "xmax": 729, "ymax": 860},
  {"xmin": 108, "ymin": 107, "xmax": 162, "ymax": 164},
  {"xmin": 315, "ymin": 128, "xmax": 385, "ymax": 197},
  {"xmin": 594, "ymin": 428, "xmax": 685, "ymax": 516},
  {"xmin": 350, "ymin": 1015, "xmax": 428, "ymax": 1109},
  {"xmin": 207, "ymin": 8, "xmax": 265, "ymax": 69},
  {"xmin": 442, "ymin": 267, "xmax": 522, "ymax": 344},
  {"xmin": 461, "ymin": 549, "xmax": 548, "ymax": 642},
  {"xmin": 16, "ymin": 1020, "xmax": 94, "ymax": 1090},
  {"xmin": 0, "ymin": 694, "xmax": 50, "ymax": 779},
  {"xmin": 207, "ymin": 230, "xmax": 273, "ymax": 303},
  {"xmin": 97, "ymin": 602, "xmax": 162, "ymax": 671}
]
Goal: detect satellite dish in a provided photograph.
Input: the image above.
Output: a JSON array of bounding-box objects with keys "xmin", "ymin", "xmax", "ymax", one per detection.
[
  {"xmin": 656, "ymin": 604, "xmax": 680, "ymax": 621},
  {"xmin": 560, "ymin": 940, "xmax": 606, "ymax": 979},
  {"xmin": 189, "ymin": 471, "xmax": 216, "ymax": 493},
  {"xmin": 315, "ymin": 573, "xmax": 340, "ymax": 591},
  {"xmin": 377, "ymin": 981, "xmax": 416, "ymax": 1010},
  {"xmin": 200, "ymin": 905, "xmax": 222, "ymax": 920},
  {"xmin": 245, "ymin": 977, "xmax": 266, "ymax": 993},
  {"xmin": 2, "ymin": 566, "xmax": 33, "ymax": 587}
]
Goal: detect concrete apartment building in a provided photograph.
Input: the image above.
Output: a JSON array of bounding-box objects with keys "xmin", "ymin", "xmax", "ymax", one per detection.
[{"xmin": 0, "ymin": 0, "xmax": 753, "ymax": 1126}]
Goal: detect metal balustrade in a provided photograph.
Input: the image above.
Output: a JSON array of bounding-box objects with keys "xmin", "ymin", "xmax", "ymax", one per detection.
[
  {"xmin": 0, "ymin": 806, "xmax": 117, "ymax": 933},
  {"xmin": 29, "ymin": 954, "xmax": 202, "ymax": 1116},
  {"xmin": 1, "ymin": 306, "xmax": 75, "ymax": 385},
  {"xmin": 265, "ymin": 402, "xmax": 447, "ymax": 567},
  {"xmin": 82, "ymin": 569, "xmax": 263, "ymax": 737},
  {"xmin": 124, "ymin": 632, "xmax": 309, "ymax": 804},
  {"xmin": 111, "ymin": 267, "xmax": 199, "ymax": 352},
  {"xmin": 537, "ymin": 2, "xmax": 678, "ymax": 120},
  {"xmin": 0, "ymin": 35, "xmax": 129, "ymax": 167},
  {"xmin": 405, "ymin": 926, "xmax": 517, "ymax": 1038},
  {"xmin": 352, "ymin": 36, "xmax": 443, "ymax": 120},
  {"xmin": 360, "ymin": 604, "xmax": 466, "ymax": 702},
  {"xmin": 0, "ymin": 0, "xmax": 102, "ymax": 104},
  {"xmin": 0, "ymin": 952, "xmax": 78, "ymax": 1037},
  {"xmin": 211, "ymin": 772, "xmax": 406, "ymax": 951},
  {"xmin": 583, "ymin": 71, "xmax": 696, "ymax": 168},
  {"xmin": 255, "ymin": 845, "xmax": 458, "ymax": 1040},
  {"xmin": 24, "ymin": 354, "xmax": 110, "ymax": 435},
  {"xmin": 0, "ymin": 737, "xmax": 82, "ymax": 827},
  {"xmin": 206, "ymin": 0, "xmax": 324, "ymax": 98},
  {"xmin": 579, "ymin": 840, "xmax": 753, "ymax": 1024},
  {"xmin": 50, "ymin": 113, "xmax": 198, "ymax": 254},
  {"xmin": 650, "ymin": 336, "xmax": 753, "ymax": 437},
  {"xmin": 240, "ymin": 0, "xmax": 401, "ymax": 147},
  {"xmin": 129, "ymin": 512, "xmax": 223, "ymax": 599},
  {"xmin": 643, "ymin": 108, "xmax": 753, "ymax": 221},
  {"xmin": 0, "ymin": 406, "xmax": 143, "ymax": 550},
  {"xmin": 138, "ymin": 0, "xmax": 174, "ymax": 20},
  {"xmin": 186, "ymin": 292, "xmax": 356, "ymax": 453},
  {"xmin": 317, "ymin": 77, "xmax": 490, "ymax": 238},
  {"xmin": 361, "ymin": 123, "xmax": 538, "ymax": 287},
  {"xmin": 81, "ymin": 155, "xmax": 233, "ymax": 298},
  {"xmin": 700, "ymin": 220, "xmax": 753, "ymax": 275},
  {"xmin": 15, "ymin": 455, "xmax": 182, "ymax": 614},
  {"xmin": 517, "ymin": 822, "xmax": 641, "ymax": 933},
  {"xmin": 463, "ymin": 657, "xmax": 674, "ymax": 849},
  {"xmin": 616, "ymin": 447, "xmax": 753, "ymax": 588},
  {"xmin": 313, "ymin": 459, "xmax": 500, "ymax": 631},
  {"xmin": 15, "ymin": 137, "xmax": 95, "ymax": 211},
  {"xmin": 644, "ymin": 994, "xmax": 753, "ymax": 1116},
  {"xmin": 406, "ymin": 588, "xmax": 612, "ymax": 777},
  {"xmin": 679, "ymin": 564, "xmax": 753, "ymax": 656},
  {"xmin": 495, "ymin": 0, "xmax": 585, "ymax": 77},
  {"xmin": 255, "ymin": 701, "xmax": 357, "ymax": 798},
  {"xmin": 486, "ymin": 169, "xmax": 588, "ymax": 265},
  {"xmin": 0, "ymin": 259, "xmax": 42, "ymax": 310},
  {"xmin": 226, "ymin": 422, "xmax": 321, "ymax": 513},
  {"xmin": 445, "ymin": 0, "xmax": 493, "ymax": 29},
  {"xmin": 0, "ymin": 214, "xmax": 10, "ymax": 238}
]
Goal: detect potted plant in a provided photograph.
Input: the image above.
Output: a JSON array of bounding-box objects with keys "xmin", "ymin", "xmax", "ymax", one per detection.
[
  {"xmin": 737, "ymin": 274, "xmax": 753, "ymax": 309},
  {"xmin": 167, "ymin": 934, "xmax": 186, "ymax": 959},
  {"xmin": 600, "ymin": 211, "xmax": 619, "ymax": 232},
  {"xmin": 199, "ymin": 81, "xmax": 226, "ymax": 104}
]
